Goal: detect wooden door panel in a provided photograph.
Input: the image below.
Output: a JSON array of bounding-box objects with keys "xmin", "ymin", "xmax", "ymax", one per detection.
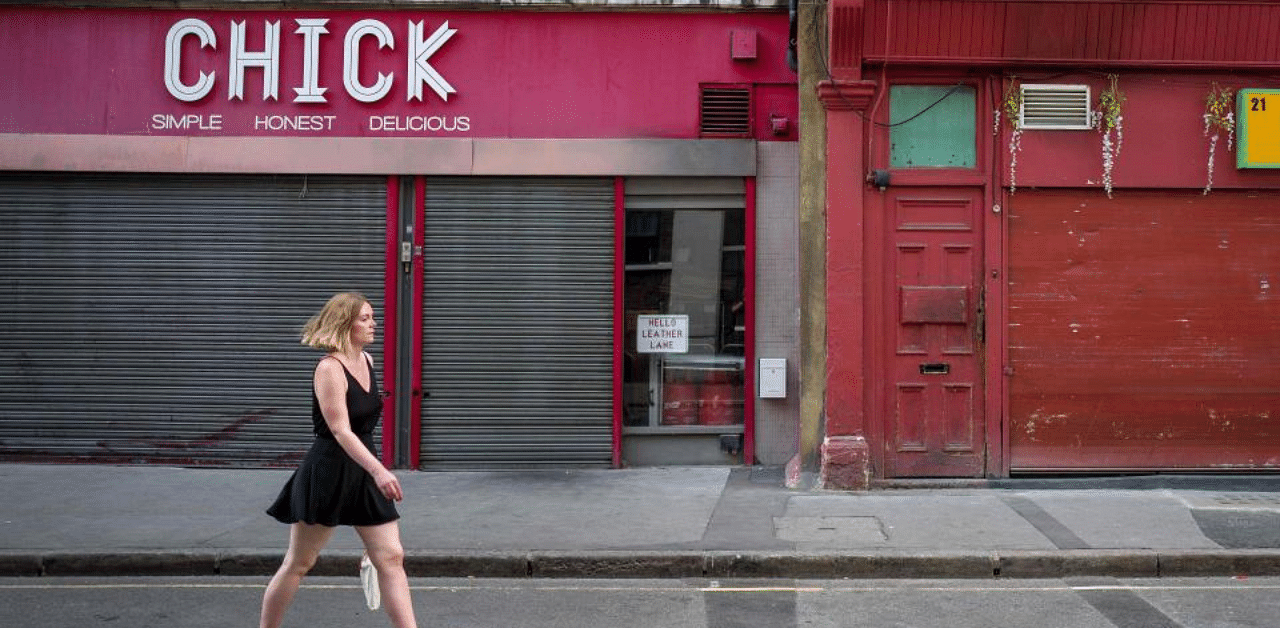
[
  {"xmin": 942, "ymin": 384, "xmax": 977, "ymax": 452},
  {"xmin": 893, "ymin": 384, "xmax": 928, "ymax": 452}
]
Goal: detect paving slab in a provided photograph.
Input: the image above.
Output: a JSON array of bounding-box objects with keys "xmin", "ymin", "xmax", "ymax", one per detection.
[
  {"xmin": 780, "ymin": 493, "xmax": 1057, "ymax": 550},
  {"xmin": 386, "ymin": 468, "xmax": 730, "ymax": 551},
  {"xmin": 1019, "ymin": 490, "xmax": 1221, "ymax": 550}
]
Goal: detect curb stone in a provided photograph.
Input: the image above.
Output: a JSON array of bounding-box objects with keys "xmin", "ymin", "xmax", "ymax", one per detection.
[
  {"xmin": 702, "ymin": 551, "xmax": 999, "ymax": 579},
  {"xmin": 41, "ymin": 551, "xmax": 220, "ymax": 577},
  {"xmin": 4, "ymin": 550, "xmax": 1280, "ymax": 579},
  {"xmin": 529, "ymin": 551, "xmax": 705, "ymax": 579},
  {"xmin": 1157, "ymin": 549, "xmax": 1280, "ymax": 577},
  {"xmin": 996, "ymin": 550, "xmax": 1158, "ymax": 579},
  {"xmin": 407, "ymin": 552, "xmax": 530, "ymax": 579},
  {"xmin": 0, "ymin": 553, "xmax": 41, "ymax": 577}
]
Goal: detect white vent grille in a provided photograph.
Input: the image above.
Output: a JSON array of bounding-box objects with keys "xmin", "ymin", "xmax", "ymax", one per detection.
[{"xmin": 1020, "ymin": 84, "xmax": 1092, "ymax": 130}]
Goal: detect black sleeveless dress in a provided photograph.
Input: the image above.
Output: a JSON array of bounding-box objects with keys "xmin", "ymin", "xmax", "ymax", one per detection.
[{"xmin": 267, "ymin": 355, "xmax": 400, "ymax": 527}]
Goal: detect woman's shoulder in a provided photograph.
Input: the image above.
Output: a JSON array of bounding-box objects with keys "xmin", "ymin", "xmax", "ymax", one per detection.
[{"xmin": 315, "ymin": 354, "xmax": 346, "ymax": 376}]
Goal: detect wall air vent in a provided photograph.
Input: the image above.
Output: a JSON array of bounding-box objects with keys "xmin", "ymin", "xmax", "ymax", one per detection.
[
  {"xmin": 1020, "ymin": 84, "xmax": 1092, "ymax": 130},
  {"xmin": 700, "ymin": 85, "xmax": 752, "ymax": 137}
]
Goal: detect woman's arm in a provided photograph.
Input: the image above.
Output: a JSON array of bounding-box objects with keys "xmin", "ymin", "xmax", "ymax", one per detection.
[{"xmin": 314, "ymin": 358, "xmax": 403, "ymax": 501}]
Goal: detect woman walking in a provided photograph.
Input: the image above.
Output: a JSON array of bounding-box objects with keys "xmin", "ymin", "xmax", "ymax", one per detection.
[{"xmin": 262, "ymin": 292, "xmax": 418, "ymax": 628}]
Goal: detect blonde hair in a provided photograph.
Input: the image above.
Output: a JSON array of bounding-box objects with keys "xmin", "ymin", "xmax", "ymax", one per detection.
[{"xmin": 301, "ymin": 292, "xmax": 369, "ymax": 353}]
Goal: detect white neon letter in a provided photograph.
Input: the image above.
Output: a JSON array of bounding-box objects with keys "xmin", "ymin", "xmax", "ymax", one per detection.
[
  {"xmin": 229, "ymin": 20, "xmax": 281, "ymax": 101},
  {"xmin": 293, "ymin": 19, "xmax": 330, "ymax": 103},
  {"xmin": 344, "ymin": 19, "xmax": 394, "ymax": 103},
  {"xmin": 164, "ymin": 19, "xmax": 216, "ymax": 102},
  {"xmin": 408, "ymin": 21, "xmax": 457, "ymax": 102}
]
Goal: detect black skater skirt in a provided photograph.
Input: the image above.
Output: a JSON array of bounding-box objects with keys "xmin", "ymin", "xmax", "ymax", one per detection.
[{"xmin": 267, "ymin": 433, "xmax": 399, "ymax": 527}]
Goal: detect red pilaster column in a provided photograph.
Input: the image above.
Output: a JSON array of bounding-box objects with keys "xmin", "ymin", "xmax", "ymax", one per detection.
[{"xmin": 817, "ymin": 79, "xmax": 876, "ymax": 489}]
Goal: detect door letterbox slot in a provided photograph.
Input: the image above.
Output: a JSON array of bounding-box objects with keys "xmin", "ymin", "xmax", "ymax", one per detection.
[{"xmin": 919, "ymin": 363, "xmax": 950, "ymax": 375}]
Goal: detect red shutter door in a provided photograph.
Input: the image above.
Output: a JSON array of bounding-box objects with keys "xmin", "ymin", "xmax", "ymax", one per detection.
[{"xmin": 1008, "ymin": 190, "xmax": 1280, "ymax": 470}]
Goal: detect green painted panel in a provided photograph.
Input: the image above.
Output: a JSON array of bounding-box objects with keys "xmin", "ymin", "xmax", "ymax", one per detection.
[{"xmin": 890, "ymin": 85, "xmax": 976, "ymax": 168}]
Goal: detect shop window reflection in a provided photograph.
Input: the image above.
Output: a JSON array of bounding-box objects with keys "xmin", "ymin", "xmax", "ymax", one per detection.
[{"xmin": 623, "ymin": 207, "xmax": 745, "ymax": 430}]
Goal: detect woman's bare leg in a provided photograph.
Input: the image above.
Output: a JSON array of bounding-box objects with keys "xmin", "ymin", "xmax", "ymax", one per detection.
[
  {"xmin": 260, "ymin": 523, "xmax": 336, "ymax": 628},
  {"xmin": 355, "ymin": 521, "xmax": 417, "ymax": 628}
]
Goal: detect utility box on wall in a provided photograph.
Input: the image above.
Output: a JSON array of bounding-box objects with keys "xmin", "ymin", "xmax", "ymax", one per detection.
[
  {"xmin": 759, "ymin": 358, "xmax": 786, "ymax": 398},
  {"xmin": 730, "ymin": 28, "xmax": 758, "ymax": 60}
]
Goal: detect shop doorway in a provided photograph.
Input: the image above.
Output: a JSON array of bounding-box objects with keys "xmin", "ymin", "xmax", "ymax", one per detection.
[
  {"xmin": 621, "ymin": 178, "xmax": 749, "ymax": 465},
  {"xmin": 879, "ymin": 187, "xmax": 986, "ymax": 477},
  {"xmin": 415, "ymin": 177, "xmax": 616, "ymax": 469}
]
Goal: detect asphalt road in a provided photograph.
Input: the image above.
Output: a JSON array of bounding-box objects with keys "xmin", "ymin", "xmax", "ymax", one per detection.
[{"xmin": 3, "ymin": 576, "xmax": 1279, "ymax": 628}]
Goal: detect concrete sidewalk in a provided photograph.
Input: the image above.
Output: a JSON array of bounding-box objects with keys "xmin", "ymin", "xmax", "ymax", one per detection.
[{"xmin": 2, "ymin": 464, "xmax": 1280, "ymax": 579}]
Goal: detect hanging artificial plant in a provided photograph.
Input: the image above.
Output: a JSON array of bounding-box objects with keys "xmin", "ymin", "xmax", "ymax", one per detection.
[
  {"xmin": 1094, "ymin": 74, "xmax": 1125, "ymax": 198},
  {"xmin": 1000, "ymin": 77, "xmax": 1023, "ymax": 194},
  {"xmin": 1203, "ymin": 83, "xmax": 1235, "ymax": 195}
]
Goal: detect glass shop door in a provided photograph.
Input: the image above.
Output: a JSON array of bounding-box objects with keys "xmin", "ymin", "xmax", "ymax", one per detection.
[{"xmin": 621, "ymin": 178, "xmax": 747, "ymax": 465}]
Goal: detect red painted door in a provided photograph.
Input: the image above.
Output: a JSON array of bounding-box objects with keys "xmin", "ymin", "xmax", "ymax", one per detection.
[{"xmin": 882, "ymin": 188, "xmax": 986, "ymax": 477}]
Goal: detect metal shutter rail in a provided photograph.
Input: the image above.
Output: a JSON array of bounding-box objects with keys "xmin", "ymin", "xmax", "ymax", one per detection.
[
  {"xmin": 420, "ymin": 177, "xmax": 614, "ymax": 469},
  {"xmin": 0, "ymin": 173, "xmax": 385, "ymax": 466},
  {"xmin": 624, "ymin": 177, "xmax": 746, "ymax": 209}
]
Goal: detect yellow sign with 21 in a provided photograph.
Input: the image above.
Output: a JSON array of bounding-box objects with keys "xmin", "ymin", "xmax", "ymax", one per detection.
[{"xmin": 1238, "ymin": 89, "xmax": 1280, "ymax": 168}]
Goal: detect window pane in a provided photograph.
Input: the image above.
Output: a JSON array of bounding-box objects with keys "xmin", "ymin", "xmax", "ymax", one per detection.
[
  {"xmin": 623, "ymin": 206, "xmax": 745, "ymax": 429},
  {"xmin": 890, "ymin": 85, "xmax": 976, "ymax": 168}
]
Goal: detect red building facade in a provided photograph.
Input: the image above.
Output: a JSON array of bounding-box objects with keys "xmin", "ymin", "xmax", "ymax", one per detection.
[
  {"xmin": 0, "ymin": 4, "xmax": 801, "ymax": 470},
  {"xmin": 817, "ymin": 0, "xmax": 1280, "ymax": 485}
]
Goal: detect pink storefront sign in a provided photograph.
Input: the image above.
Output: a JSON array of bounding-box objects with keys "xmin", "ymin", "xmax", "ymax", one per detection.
[{"xmin": 1, "ymin": 8, "xmax": 795, "ymax": 140}]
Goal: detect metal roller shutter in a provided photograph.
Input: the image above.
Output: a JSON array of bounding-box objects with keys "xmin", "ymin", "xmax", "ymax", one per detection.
[
  {"xmin": 1008, "ymin": 189, "xmax": 1280, "ymax": 471},
  {"xmin": 420, "ymin": 177, "xmax": 614, "ymax": 469},
  {"xmin": 0, "ymin": 173, "xmax": 386, "ymax": 466}
]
